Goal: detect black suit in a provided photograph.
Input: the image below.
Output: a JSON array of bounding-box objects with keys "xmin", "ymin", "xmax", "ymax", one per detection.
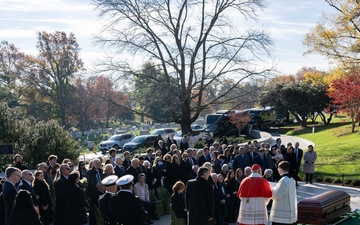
[
  {"xmin": 126, "ymin": 166, "xmax": 140, "ymax": 182},
  {"xmin": 54, "ymin": 174, "xmax": 68, "ymax": 225},
  {"xmin": 110, "ymin": 190, "xmax": 148, "ymax": 225},
  {"xmin": 114, "ymin": 165, "xmax": 126, "ymax": 178},
  {"xmin": 2, "ymin": 181, "xmax": 17, "ymax": 225},
  {"xmin": 86, "ymin": 168, "xmax": 103, "ymax": 203},
  {"xmin": 145, "ymin": 155, "xmax": 154, "ymax": 163},
  {"xmin": 19, "ymin": 180, "xmax": 37, "ymax": 205},
  {"xmin": 99, "ymin": 192, "xmax": 116, "ymax": 225},
  {"xmin": 213, "ymin": 182, "xmax": 234, "ymax": 223},
  {"xmin": 186, "ymin": 177, "xmax": 215, "ymax": 225},
  {"xmin": 232, "ymin": 154, "xmax": 250, "ymax": 172},
  {"xmin": 294, "ymin": 148, "xmax": 303, "ymax": 184},
  {"xmin": 67, "ymin": 185, "xmax": 88, "ymax": 225},
  {"xmin": 123, "ymin": 159, "xmax": 131, "ymax": 170},
  {"xmin": 213, "ymin": 160, "xmax": 226, "ymax": 174},
  {"xmin": 254, "ymin": 155, "xmax": 269, "ymax": 172},
  {"xmin": 246, "ymin": 152, "xmax": 258, "ymax": 166},
  {"xmin": 86, "ymin": 168, "xmax": 103, "ymax": 225},
  {"xmin": 272, "ymin": 144, "xmax": 281, "ymax": 150},
  {"xmin": 198, "ymin": 154, "xmax": 211, "ymax": 167},
  {"xmin": 189, "ymin": 157, "xmax": 197, "ymax": 166},
  {"xmin": 157, "ymin": 145, "xmax": 167, "ymax": 156}
]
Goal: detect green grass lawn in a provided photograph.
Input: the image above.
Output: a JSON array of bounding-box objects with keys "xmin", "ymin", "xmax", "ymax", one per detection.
[{"xmin": 276, "ymin": 116, "xmax": 360, "ymax": 183}]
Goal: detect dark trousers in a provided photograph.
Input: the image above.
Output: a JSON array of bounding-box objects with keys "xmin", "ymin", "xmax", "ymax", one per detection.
[
  {"xmin": 294, "ymin": 167, "xmax": 300, "ymax": 185},
  {"xmin": 140, "ymin": 200, "xmax": 157, "ymax": 220},
  {"xmin": 305, "ymin": 173, "xmax": 314, "ymax": 183},
  {"xmin": 215, "ymin": 199, "xmax": 234, "ymax": 224}
]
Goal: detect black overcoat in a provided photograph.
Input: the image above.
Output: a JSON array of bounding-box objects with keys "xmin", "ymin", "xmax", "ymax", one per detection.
[
  {"xmin": 67, "ymin": 185, "xmax": 88, "ymax": 225},
  {"xmin": 186, "ymin": 177, "xmax": 215, "ymax": 225},
  {"xmin": 110, "ymin": 190, "xmax": 148, "ymax": 225}
]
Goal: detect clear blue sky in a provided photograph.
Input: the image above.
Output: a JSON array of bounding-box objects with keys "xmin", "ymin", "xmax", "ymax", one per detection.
[{"xmin": 0, "ymin": 0, "xmax": 335, "ymax": 75}]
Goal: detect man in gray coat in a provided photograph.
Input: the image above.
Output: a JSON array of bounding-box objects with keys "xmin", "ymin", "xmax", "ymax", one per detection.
[{"xmin": 303, "ymin": 145, "xmax": 317, "ymax": 184}]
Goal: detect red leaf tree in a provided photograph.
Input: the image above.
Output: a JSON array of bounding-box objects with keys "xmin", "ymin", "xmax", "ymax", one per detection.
[
  {"xmin": 229, "ymin": 110, "xmax": 251, "ymax": 135},
  {"xmin": 327, "ymin": 73, "xmax": 360, "ymax": 132}
]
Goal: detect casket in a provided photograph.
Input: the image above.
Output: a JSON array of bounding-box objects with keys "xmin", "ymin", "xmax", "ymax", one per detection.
[{"xmin": 297, "ymin": 190, "xmax": 351, "ymax": 225}]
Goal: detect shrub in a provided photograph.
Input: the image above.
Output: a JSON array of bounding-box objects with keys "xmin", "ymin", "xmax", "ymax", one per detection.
[
  {"xmin": 351, "ymin": 179, "xmax": 360, "ymax": 187},
  {"xmin": 194, "ymin": 140, "xmax": 205, "ymax": 149},
  {"xmin": 345, "ymin": 179, "xmax": 352, "ymax": 185},
  {"xmin": 0, "ymin": 104, "xmax": 80, "ymax": 169},
  {"xmin": 333, "ymin": 178, "xmax": 342, "ymax": 184},
  {"xmin": 324, "ymin": 177, "xmax": 332, "ymax": 183},
  {"xmin": 316, "ymin": 177, "xmax": 323, "ymax": 182}
]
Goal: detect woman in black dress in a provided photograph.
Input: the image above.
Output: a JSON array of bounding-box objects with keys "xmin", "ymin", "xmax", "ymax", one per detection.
[
  {"xmin": 33, "ymin": 170, "xmax": 52, "ymax": 225},
  {"xmin": 67, "ymin": 172, "xmax": 89, "ymax": 225},
  {"xmin": 11, "ymin": 190, "xmax": 42, "ymax": 225}
]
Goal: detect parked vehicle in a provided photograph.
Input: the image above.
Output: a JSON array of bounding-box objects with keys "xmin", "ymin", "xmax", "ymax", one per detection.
[
  {"xmin": 98, "ymin": 134, "xmax": 135, "ymax": 152},
  {"xmin": 151, "ymin": 128, "xmax": 177, "ymax": 140},
  {"xmin": 173, "ymin": 131, "xmax": 204, "ymax": 145},
  {"xmin": 122, "ymin": 135, "xmax": 158, "ymax": 153},
  {"xmin": 191, "ymin": 124, "xmax": 204, "ymax": 131},
  {"xmin": 204, "ymin": 107, "xmax": 278, "ymax": 137}
]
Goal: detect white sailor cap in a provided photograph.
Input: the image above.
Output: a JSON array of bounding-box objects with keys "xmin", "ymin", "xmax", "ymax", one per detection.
[
  {"xmin": 101, "ymin": 175, "xmax": 118, "ymax": 187},
  {"xmin": 116, "ymin": 174, "xmax": 134, "ymax": 186}
]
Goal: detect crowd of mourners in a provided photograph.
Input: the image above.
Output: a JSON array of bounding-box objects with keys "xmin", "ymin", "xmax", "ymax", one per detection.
[{"xmin": 0, "ymin": 134, "xmax": 317, "ymax": 225}]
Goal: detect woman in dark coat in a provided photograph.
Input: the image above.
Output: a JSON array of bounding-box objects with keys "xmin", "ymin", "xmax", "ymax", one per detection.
[
  {"xmin": 179, "ymin": 153, "xmax": 192, "ymax": 183},
  {"xmin": 11, "ymin": 190, "xmax": 42, "ymax": 225},
  {"xmin": 77, "ymin": 161, "xmax": 87, "ymax": 179},
  {"xmin": 171, "ymin": 181, "xmax": 187, "ymax": 221},
  {"xmin": 224, "ymin": 170, "xmax": 239, "ymax": 206},
  {"xmin": 286, "ymin": 146, "xmax": 298, "ymax": 179},
  {"xmin": 67, "ymin": 172, "xmax": 89, "ymax": 225},
  {"xmin": 33, "ymin": 171, "xmax": 52, "ymax": 225},
  {"xmin": 165, "ymin": 155, "xmax": 181, "ymax": 194}
]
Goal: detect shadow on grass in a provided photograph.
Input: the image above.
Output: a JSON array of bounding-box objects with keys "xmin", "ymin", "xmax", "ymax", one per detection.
[
  {"xmin": 273, "ymin": 121, "xmax": 355, "ymax": 136},
  {"xmin": 300, "ymin": 171, "xmax": 360, "ymax": 179}
]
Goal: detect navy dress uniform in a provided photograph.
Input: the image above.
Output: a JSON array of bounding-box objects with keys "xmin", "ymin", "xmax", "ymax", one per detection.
[
  {"xmin": 99, "ymin": 175, "xmax": 118, "ymax": 225},
  {"xmin": 110, "ymin": 175, "xmax": 148, "ymax": 225}
]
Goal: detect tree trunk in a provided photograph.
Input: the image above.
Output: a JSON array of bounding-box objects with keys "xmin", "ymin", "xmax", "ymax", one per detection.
[
  {"xmin": 326, "ymin": 113, "xmax": 334, "ymax": 124},
  {"xmin": 351, "ymin": 115, "xmax": 356, "ymax": 133},
  {"xmin": 180, "ymin": 120, "xmax": 192, "ymax": 136},
  {"xmin": 291, "ymin": 112, "xmax": 307, "ymax": 128}
]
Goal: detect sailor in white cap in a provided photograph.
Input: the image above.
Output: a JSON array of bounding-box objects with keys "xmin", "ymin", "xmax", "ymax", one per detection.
[
  {"xmin": 98, "ymin": 175, "xmax": 118, "ymax": 225},
  {"xmin": 110, "ymin": 175, "xmax": 148, "ymax": 225}
]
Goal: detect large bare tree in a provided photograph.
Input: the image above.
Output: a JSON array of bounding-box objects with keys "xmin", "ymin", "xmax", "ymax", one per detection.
[{"xmin": 94, "ymin": 0, "xmax": 272, "ymax": 133}]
